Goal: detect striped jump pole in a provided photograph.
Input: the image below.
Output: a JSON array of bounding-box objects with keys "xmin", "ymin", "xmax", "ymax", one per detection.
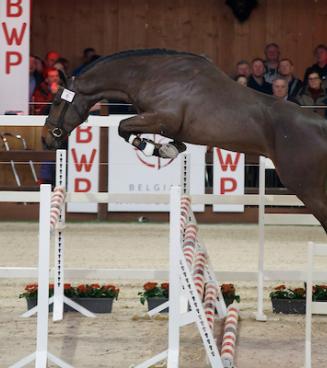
[
  {"xmin": 180, "ymin": 195, "xmax": 191, "ymax": 234},
  {"xmin": 50, "ymin": 186, "xmax": 65, "ymax": 232},
  {"xmin": 221, "ymin": 305, "xmax": 239, "ymax": 368},
  {"xmin": 192, "ymin": 249, "xmax": 207, "ymax": 299},
  {"xmin": 204, "ymin": 281, "xmax": 219, "ymax": 332},
  {"xmin": 182, "ymin": 223, "xmax": 198, "ymax": 269}
]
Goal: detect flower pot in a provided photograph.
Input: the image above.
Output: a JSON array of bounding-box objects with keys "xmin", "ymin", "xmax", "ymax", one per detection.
[
  {"xmin": 147, "ymin": 297, "xmax": 169, "ymax": 313},
  {"xmin": 26, "ymin": 297, "xmax": 114, "ymax": 313},
  {"xmin": 271, "ymin": 298, "xmax": 306, "ymax": 314}
]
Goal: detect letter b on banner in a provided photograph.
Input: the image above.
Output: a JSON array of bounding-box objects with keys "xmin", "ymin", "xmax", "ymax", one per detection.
[{"xmin": 213, "ymin": 148, "xmax": 244, "ymax": 212}]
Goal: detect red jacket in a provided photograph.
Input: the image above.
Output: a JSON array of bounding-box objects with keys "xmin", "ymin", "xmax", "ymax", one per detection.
[{"xmin": 32, "ymin": 82, "xmax": 54, "ymax": 115}]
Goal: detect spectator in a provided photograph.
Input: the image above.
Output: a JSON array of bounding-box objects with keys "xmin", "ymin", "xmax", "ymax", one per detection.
[
  {"xmin": 248, "ymin": 58, "xmax": 272, "ymax": 95},
  {"xmin": 304, "ymin": 44, "xmax": 327, "ymax": 86},
  {"xmin": 235, "ymin": 60, "xmax": 251, "ymax": 79},
  {"xmin": 29, "ymin": 56, "xmax": 43, "ymax": 102},
  {"xmin": 235, "ymin": 74, "xmax": 248, "ymax": 86},
  {"xmin": 45, "ymin": 50, "xmax": 60, "ymax": 68},
  {"xmin": 73, "ymin": 47, "xmax": 98, "ymax": 76},
  {"xmin": 32, "ymin": 67, "xmax": 62, "ymax": 115},
  {"xmin": 34, "ymin": 55, "xmax": 45, "ymax": 76},
  {"xmin": 44, "ymin": 50, "xmax": 67, "ymax": 86},
  {"xmin": 278, "ymin": 58, "xmax": 303, "ymax": 98},
  {"xmin": 272, "ymin": 77, "xmax": 298, "ymax": 103},
  {"xmin": 296, "ymin": 72, "xmax": 327, "ymax": 118},
  {"xmin": 54, "ymin": 57, "xmax": 70, "ymax": 85},
  {"xmin": 264, "ymin": 43, "xmax": 280, "ymax": 84}
]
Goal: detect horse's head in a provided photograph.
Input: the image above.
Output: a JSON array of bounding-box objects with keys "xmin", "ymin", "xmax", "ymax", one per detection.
[{"xmin": 42, "ymin": 81, "xmax": 88, "ymax": 150}]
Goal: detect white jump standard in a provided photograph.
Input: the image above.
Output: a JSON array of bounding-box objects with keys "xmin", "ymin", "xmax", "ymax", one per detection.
[
  {"xmin": 10, "ymin": 185, "xmax": 73, "ymax": 368},
  {"xmin": 135, "ymin": 187, "xmax": 240, "ymax": 368}
]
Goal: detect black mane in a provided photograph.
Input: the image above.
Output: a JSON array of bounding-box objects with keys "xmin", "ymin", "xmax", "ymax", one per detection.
[{"xmin": 79, "ymin": 48, "xmax": 207, "ymax": 75}]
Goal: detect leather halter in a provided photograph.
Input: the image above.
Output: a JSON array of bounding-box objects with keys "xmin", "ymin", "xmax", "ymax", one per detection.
[{"xmin": 44, "ymin": 81, "xmax": 84, "ymax": 140}]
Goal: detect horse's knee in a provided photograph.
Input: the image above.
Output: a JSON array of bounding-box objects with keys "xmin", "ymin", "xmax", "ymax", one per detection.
[{"xmin": 118, "ymin": 121, "xmax": 130, "ymax": 141}]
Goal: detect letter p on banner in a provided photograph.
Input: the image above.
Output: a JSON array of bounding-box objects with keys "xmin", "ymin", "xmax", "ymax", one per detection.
[{"xmin": 213, "ymin": 148, "xmax": 245, "ymax": 212}]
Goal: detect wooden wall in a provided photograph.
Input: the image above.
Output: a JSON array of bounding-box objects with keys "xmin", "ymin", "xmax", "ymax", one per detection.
[
  {"xmin": 2, "ymin": 0, "xmax": 326, "ymax": 187},
  {"xmin": 31, "ymin": 0, "xmax": 327, "ymax": 78}
]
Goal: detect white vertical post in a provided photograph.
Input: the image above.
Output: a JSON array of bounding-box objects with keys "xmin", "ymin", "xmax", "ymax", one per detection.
[
  {"xmin": 53, "ymin": 150, "xmax": 66, "ymax": 321},
  {"xmin": 305, "ymin": 241, "xmax": 314, "ymax": 368},
  {"xmin": 256, "ymin": 156, "xmax": 267, "ymax": 321},
  {"xmin": 180, "ymin": 153, "xmax": 190, "ymax": 195},
  {"xmin": 35, "ymin": 184, "xmax": 52, "ymax": 367},
  {"xmin": 167, "ymin": 185, "xmax": 182, "ymax": 368}
]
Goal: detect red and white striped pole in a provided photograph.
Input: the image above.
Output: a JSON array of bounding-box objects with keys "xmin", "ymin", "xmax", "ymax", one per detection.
[
  {"xmin": 192, "ymin": 250, "xmax": 207, "ymax": 299},
  {"xmin": 182, "ymin": 223, "xmax": 198, "ymax": 269},
  {"xmin": 221, "ymin": 305, "xmax": 239, "ymax": 368},
  {"xmin": 180, "ymin": 195, "xmax": 191, "ymax": 234},
  {"xmin": 204, "ymin": 281, "xmax": 218, "ymax": 331},
  {"xmin": 50, "ymin": 186, "xmax": 65, "ymax": 232}
]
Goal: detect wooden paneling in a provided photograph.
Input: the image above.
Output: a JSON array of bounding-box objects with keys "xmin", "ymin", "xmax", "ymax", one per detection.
[{"xmin": 30, "ymin": 0, "xmax": 327, "ymax": 78}]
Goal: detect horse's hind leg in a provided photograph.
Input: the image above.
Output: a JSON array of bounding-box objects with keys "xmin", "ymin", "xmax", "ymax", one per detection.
[{"xmin": 118, "ymin": 112, "xmax": 186, "ymax": 158}]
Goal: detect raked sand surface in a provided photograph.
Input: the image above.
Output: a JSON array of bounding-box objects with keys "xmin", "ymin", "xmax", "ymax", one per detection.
[{"xmin": 0, "ymin": 222, "xmax": 326, "ymax": 368}]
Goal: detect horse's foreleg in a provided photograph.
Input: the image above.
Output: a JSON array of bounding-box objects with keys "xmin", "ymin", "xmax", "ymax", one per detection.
[{"xmin": 118, "ymin": 113, "xmax": 186, "ymax": 158}]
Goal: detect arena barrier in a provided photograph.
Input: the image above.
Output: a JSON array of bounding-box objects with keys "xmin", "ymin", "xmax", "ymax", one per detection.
[
  {"xmin": 135, "ymin": 188, "xmax": 239, "ymax": 368},
  {"xmin": 10, "ymin": 184, "xmax": 73, "ymax": 368}
]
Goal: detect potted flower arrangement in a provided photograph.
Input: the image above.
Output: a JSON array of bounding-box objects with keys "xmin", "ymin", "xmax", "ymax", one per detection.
[
  {"xmin": 270, "ymin": 284, "xmax": 306, "ymax": 314},
  {"xmin": 220, "ymin": 283, "xmax": 241, "ymax": 306},
  {"xmin": 20, "ymin": 282, "xmax": 120, "ymax": 313},
  {"xmin": 138, "ymin": 282, "xmax": 169, "ymax": 313}
]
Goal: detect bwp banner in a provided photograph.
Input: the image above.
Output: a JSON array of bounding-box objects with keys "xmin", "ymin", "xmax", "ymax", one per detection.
[
  {"xmin": 213, "ymin": 148, "xmax": 244, "ymax": 212},
  {"xmin": 108, "ymin": 128, "xmax": 206, "ymax": 212},
  {"xmin": 0, "ymin": 0, "xmax": 30, "ymax": 114},
  {"xmin": 67, "ymin": 125, "xmax": 100, "ymax": 213}
]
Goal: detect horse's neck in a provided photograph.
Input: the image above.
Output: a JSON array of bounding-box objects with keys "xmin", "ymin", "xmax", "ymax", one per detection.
[{"xmin": 76, "ymin": 61, "xmax": 142, "ymax": 103}]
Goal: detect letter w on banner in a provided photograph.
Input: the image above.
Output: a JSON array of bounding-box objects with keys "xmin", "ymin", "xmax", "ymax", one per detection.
[
  {"xmin": 67, "ymin": 124, "xmax": 100, "ymax": 213},
  {"xmin": 213, "ymin": 148, "xmax": 244, "ymax": 212}
]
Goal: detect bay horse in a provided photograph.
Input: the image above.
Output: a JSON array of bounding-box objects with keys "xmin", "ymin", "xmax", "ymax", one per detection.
[{"xmin": 42, "ymin": 49, "xmax": 327, "ymax": 233}]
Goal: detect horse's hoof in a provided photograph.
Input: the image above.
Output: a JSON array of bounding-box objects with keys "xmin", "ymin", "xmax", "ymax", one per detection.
[{"xmin": 159, "ymin": 143, "xmax": 180, "ymax": 159}]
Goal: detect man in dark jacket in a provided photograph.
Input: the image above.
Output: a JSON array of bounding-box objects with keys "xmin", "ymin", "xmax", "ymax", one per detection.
[
  {"xmin": 248, "ymin": 58, "xmax": 272, "ymax": 95},
  {"xmin": 278, "ymin": 58, "xmax": 302, "ymax": 98}
]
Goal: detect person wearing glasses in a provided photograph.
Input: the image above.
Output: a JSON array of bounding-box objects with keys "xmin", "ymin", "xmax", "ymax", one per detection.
[
  {"xmin": 296, "ymin": 72, "xmax": 327, "ymax": 118},
  {"xmin": 304, "ymin": 44, "xmax": 327, "ymax": 86}
]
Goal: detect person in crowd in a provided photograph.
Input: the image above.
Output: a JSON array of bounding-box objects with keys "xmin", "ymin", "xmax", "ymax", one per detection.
[
  {"xmin": 29, "ymin": 56, "xmax": 43, "ymax": 103},
  {"xmin": 278, "ymin": 58, "xmax": 302, "ymax": 98},
  {"xmin": 235, "ymin": 74, "xmax": 248, "ymax": 86},
  {"xmin": 72, "ymin": 47, "xmax": 98, "ymax": 76},
  {"xmin": 235, "ymin": 60, "xmax": 251, "ymax": 79},
  {"xmin": 45, "ymin": 51, "xmax": 60, "ymax": 68},
  {"xmin": 54, "ymin": 57, "xmax": 70, "ymax": 85},
  {"xmin": 272, "ymin": 77, "xmax": 298, "ymax": 103},
  {"xmin": 32, "ymin": 67, "xmax": 62, "ymax": 115},
  {"xmin": 264, "ymin": 43, "xmax": 280, "ymax": 84},
  {"xmin": 44, "ymin": 50, "xmax": 67, "ymax": 85},
  {"xmin": 296, "ymin": 72, "xmax": 327, "ymax": 118},
  {"xmin": 34, "ymin": 55, "xmax": 45, "ymax": 76},
  {"xmin": 304, "ymin": 44, "xmax": 327, "ymax": 85},
  {"xmin": 247, "ymin": 58, "xmax": 272, "ymax": 95},
  {"xmin": 272, "ymin": 77, "xmax": 288, "ymax": 100}
]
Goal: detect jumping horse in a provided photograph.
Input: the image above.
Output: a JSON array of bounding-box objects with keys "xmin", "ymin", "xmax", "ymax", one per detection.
[{"xmin": 42, "ymin": 49, "xmax": 327, "ymax": 233}]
